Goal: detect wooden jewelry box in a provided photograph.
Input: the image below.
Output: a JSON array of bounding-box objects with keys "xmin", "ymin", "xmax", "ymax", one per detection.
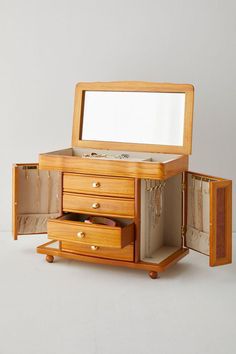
[{"xmin": 12, "ymin": 82, "xmax": 232, "ymax": 279}]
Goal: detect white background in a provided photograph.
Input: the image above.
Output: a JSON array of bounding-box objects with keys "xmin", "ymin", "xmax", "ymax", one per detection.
[
  {"xmin": 0, "ymin": 0, "xmax": 235, "ymax": 231},
  {"xmin": 0, "ymin": 2, "xmax": 236, "ymax": 354}
]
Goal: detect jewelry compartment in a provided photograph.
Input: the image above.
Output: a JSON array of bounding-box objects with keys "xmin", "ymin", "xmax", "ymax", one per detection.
[
  {"xmin": 60, "ymin": 241, "xmax": 134, "ymax": 262},
  {"xmin": 63, "ymin": 172, "xmax": 135, "ymax": 198},
  {"xmin": 13, "ymin": 164, "xmax": 62, "ymax": 235},
  {"xmin": 39, "ymin": 148, "xmax": 188, "ymax": 180},
  {"xmin": 140, "ymin": 173, "xmax": 183, "ymax": 264},
  {"xmin": 62, "ymin": 192, "xmax": 135, "ymax": 218},
  {"xmin": 48, "ymin": 213, "xmax": 134, "ymax": 248}
]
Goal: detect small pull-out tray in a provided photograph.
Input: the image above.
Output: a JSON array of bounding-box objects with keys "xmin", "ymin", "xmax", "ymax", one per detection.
[
  {"xmin": 48, "ymin": 213, "xmax": 134, "ymax": 249},
  {"xmin": 63, "ymin": 173, "xmax": 135, "ymax": 198},
  {"xmin": 62, "ymin": 192, "xmax": 135, "ymax": 218},
  {"xmin": 39, "ymin": 148, "xmax": 188, "ymax": 180}
]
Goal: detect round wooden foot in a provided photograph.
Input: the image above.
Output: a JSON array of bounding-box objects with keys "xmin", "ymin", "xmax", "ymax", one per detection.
[
  {"xmin": 46, "ymin": 255, "xmax": 54, "ymax": 263},
  {"xmin": 149, "ymin": 271, "xmax": 158, "ymax": 279}
]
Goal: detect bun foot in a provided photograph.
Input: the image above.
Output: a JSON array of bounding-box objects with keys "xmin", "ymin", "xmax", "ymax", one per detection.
[
  {"xmin": 148, "ymin": 271, "xmax": 158, "ymax": 279},
  {"xmin": 46, "ymin": 255, "xmax": 54, "ymax": 263}
]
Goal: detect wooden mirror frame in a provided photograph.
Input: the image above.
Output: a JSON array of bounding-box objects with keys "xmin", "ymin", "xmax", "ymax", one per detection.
[{"xmin": 72, "ymin": 81, "xmax": 194, "ymax": 155}]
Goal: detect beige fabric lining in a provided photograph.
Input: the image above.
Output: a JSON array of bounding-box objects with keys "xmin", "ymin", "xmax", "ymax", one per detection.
[
  {"xmin": 186, "ymin": 173, "xmax": 210, "ymax": 255},
  {"xmin": 17, "ymin": 167, "xmax": 62, "ymax": 234},
  {"xmin": 73, "ymin": 148, "xmax": 181, "ymax": 162},
  {"xmin": 42, "ymin": 147, "xmax": 182, "ymax": 163},
  {"xmin": 140, "ymin": 173, "xmax": 182, "ymax": 264},
  {"xmin": 186, "ymin": 227, "xmax": 209, "ymax": 255},
  {"xmin": 142, "ymin": 246, "xmax": 180, "ymax": 264},
  {"xmin": 17, "ymin": 213, "xmax": 60, "ymax": 234}
]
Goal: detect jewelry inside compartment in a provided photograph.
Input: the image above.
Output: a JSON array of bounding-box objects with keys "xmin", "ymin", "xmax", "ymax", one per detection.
[
  {"xmin": 140, "ymin": 173, "xmax": 183, "ymax": 263},
  {"xmin": 144, "ymin": 179, "xmax": 166, "ymax": 258},
  {"xmin": 186, "ymin": 174, "xmax": 211, "ymax": 255},
  {"xmin": 81, "ymin": 151, "xmax": 152, "ymax": 162}
]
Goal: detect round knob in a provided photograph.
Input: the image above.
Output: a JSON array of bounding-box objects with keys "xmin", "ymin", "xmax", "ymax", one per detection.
[
  {"xmin": 92, "ymin": 182, "xmax": 100, "ymax": 188},
  {"xmin": 92, "ymin": 202, "xmax": 100, "ymax": 209},
  {"xmin": 77, "ymin": 231, "xmax": 85, "ymax": 239},
  {"xmin": 91, "ymin": 245, "xmax": 99, "ymax": 251}
]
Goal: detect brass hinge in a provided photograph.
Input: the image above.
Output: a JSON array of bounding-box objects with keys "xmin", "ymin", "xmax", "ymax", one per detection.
[
  {"xmin": 181, "ymin": 182, "xmax": 186, "ymax": 192},
  {"xmin": 181, "ymin": 225, "xmax": 186, "ymax": 236}
]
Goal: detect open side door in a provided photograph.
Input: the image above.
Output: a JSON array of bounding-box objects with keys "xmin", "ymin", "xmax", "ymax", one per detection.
[
  {"xmin": 184, "ymin": 171, "xmax": 232, "ymax": 266},
  {"xmin": 12, "ymin": 164, "xmax": 62, "ymax": 240}
]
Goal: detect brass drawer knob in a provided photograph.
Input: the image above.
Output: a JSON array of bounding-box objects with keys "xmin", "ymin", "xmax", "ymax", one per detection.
[
  {"xmin": 92, "ymin": 202, "xmax": 100, "ymax": 209},
  {"xmin": 91, "ymin": 245, "xmax": 99, "ymax": 251},
  {"xmin": 92, "ymin": 182, "xmax": 100, "ymax": 188},
  {"xmin": 77, "ymin": 231, "xmax": 85, "ymax": 239}
]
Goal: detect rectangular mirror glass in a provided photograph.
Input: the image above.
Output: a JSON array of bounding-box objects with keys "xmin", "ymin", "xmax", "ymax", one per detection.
[{"xmin": 82, "ymin": 91, "xmax": 186, "ymax": 146}]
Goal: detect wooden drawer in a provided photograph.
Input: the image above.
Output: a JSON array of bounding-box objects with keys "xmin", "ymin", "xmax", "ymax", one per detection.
[
  {"xmin": 48, "ymin": 214, "xmax": 134, "ymax": 248},
  {"xmin": 61, "ymin": 241, "xmax": 134, "ymax": 262},
  {"xmin": 63, "ymin": 193, "xmax": 135, "ymax": 218},
  {"xmin": 63, "ymin": 173, "xmax": 135, "ymax": 198}
]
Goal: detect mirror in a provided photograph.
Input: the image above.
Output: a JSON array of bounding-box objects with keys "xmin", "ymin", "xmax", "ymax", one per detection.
[{"xmin": 82, "ymin": 91, "xmax": 186, "ymax": 146}]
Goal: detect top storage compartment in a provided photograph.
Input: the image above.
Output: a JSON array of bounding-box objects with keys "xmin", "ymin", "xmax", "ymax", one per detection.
[{"xmin": 39, "ymin": 81, "xmax": 194, "ymax": 179}]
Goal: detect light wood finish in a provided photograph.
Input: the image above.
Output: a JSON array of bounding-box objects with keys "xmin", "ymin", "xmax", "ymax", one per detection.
[
  {"xmin": 37, "ymin": 240, "xmax": 189, "ymax": 272},
  {"xmin": 181, "ymin": 172, "xmax": 185, "ymax": 247},
  {"xmin": 48, "ymin": 217, "xmax": 134, "ymax": 248},
  {"xmin": 63, "ymin": 173, "xmax": 135, "ymax": 198},
  {"xmin": 12, "ymin": 165, "xmax": 18, "ymax": 240},
  {"xmin": 210, "ymin": 179, "xmax": 232, "ymax": 266},
  {"xmin": 139, "ymin": 248, "xmax": 189, "ymax": 271},
  {"xmin": 185, "ymin": 170, "xmax": 228, "ymax": 182},
  {"xmin": 46, "ymin": 255, "xmax": 54, "ymax": 263},
  {"xmin": 185, "ymin": 171, "xmax": 232, "ymax": 267},
  {"xmin": 61, "ymin": 241, "xmax": 134, "ymax": 262},
  {"xmin": 12, "ymin": 163, "xmax": 45, "ymax": 239},
  {"xmin": 134, "ymin": 179, "xmax": 141, "ymax": 262},
  {"xmin": 39, "ymin": 152, "xmax": 189, "ymax": 180},
  {"xmin": 183, "ymin": 170, "xmax": 189, "ymax": 249},
  {"xmin": 149, "ymin": 271, "xmax": 159, "ymax": 279},
  {"xmin": 12, "ymin": 163, "xmax": 62, "ymax": 238},
  {"xmin": 13, "ymin": 81, "xmax": 233, "ymax": 278},
  {"xmin": 72, "ymin": 81, "xmax": 194, "ymax": 155},
  {"xmin": 63, "ymin": 192, "xmax": 135, "ymax": 218}
]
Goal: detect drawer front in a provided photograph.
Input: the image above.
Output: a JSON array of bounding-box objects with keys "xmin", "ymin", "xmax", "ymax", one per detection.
[
  {"xmin": 61, "ymin": 241, "xmax": 134, "ymax": 262},
  {"xmin": 63, "ymin": 193, "xmax": 135, "ymax": 218},
  {"xmin": 63, "ymin": 173, "xmax": 135, "ymax": 198},
  {"xmin": 48, "ymin": 218, "xmax": 134, "ymax": 248}
]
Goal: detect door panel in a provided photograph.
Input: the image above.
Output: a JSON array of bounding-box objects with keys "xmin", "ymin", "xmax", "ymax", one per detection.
[
  {"xmin": 12, "ymin": 164, "xmax": 62, "ymax": 239},
  {"xmin": 210, "ymin": 180, "xmax": 232, "ymax": 266},
  {"xmin": 185, "ymin": 172, "xmax": 232, "ymax": 266},
  {"xmin": 12, "ymin": 165, "xmax": 18, "ymax": 240}
]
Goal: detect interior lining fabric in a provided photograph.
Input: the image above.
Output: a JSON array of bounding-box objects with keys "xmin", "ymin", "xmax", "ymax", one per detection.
[
  {"xmin": 17, "ymin": 213, "xmax": 60, "ymax": 234},
  {"xmin": 140, "ymin": 173, "xmax": 182, "ymax": 264},
  {"xmin": 17, "ymin": 167, "xmax": 62, "ymax": 234},
  {"xmin": 44, "ymin": 147, "xmax": 182, "ymax": 163},
  {"xmin": 186, "ymin": 173, "xmax": 210, "ymax": 255}
]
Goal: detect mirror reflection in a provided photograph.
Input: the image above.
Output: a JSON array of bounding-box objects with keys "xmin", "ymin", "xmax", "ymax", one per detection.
[{"xmin": 82, "ymin": 91, "xmax": 185, "ymax": 146}]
